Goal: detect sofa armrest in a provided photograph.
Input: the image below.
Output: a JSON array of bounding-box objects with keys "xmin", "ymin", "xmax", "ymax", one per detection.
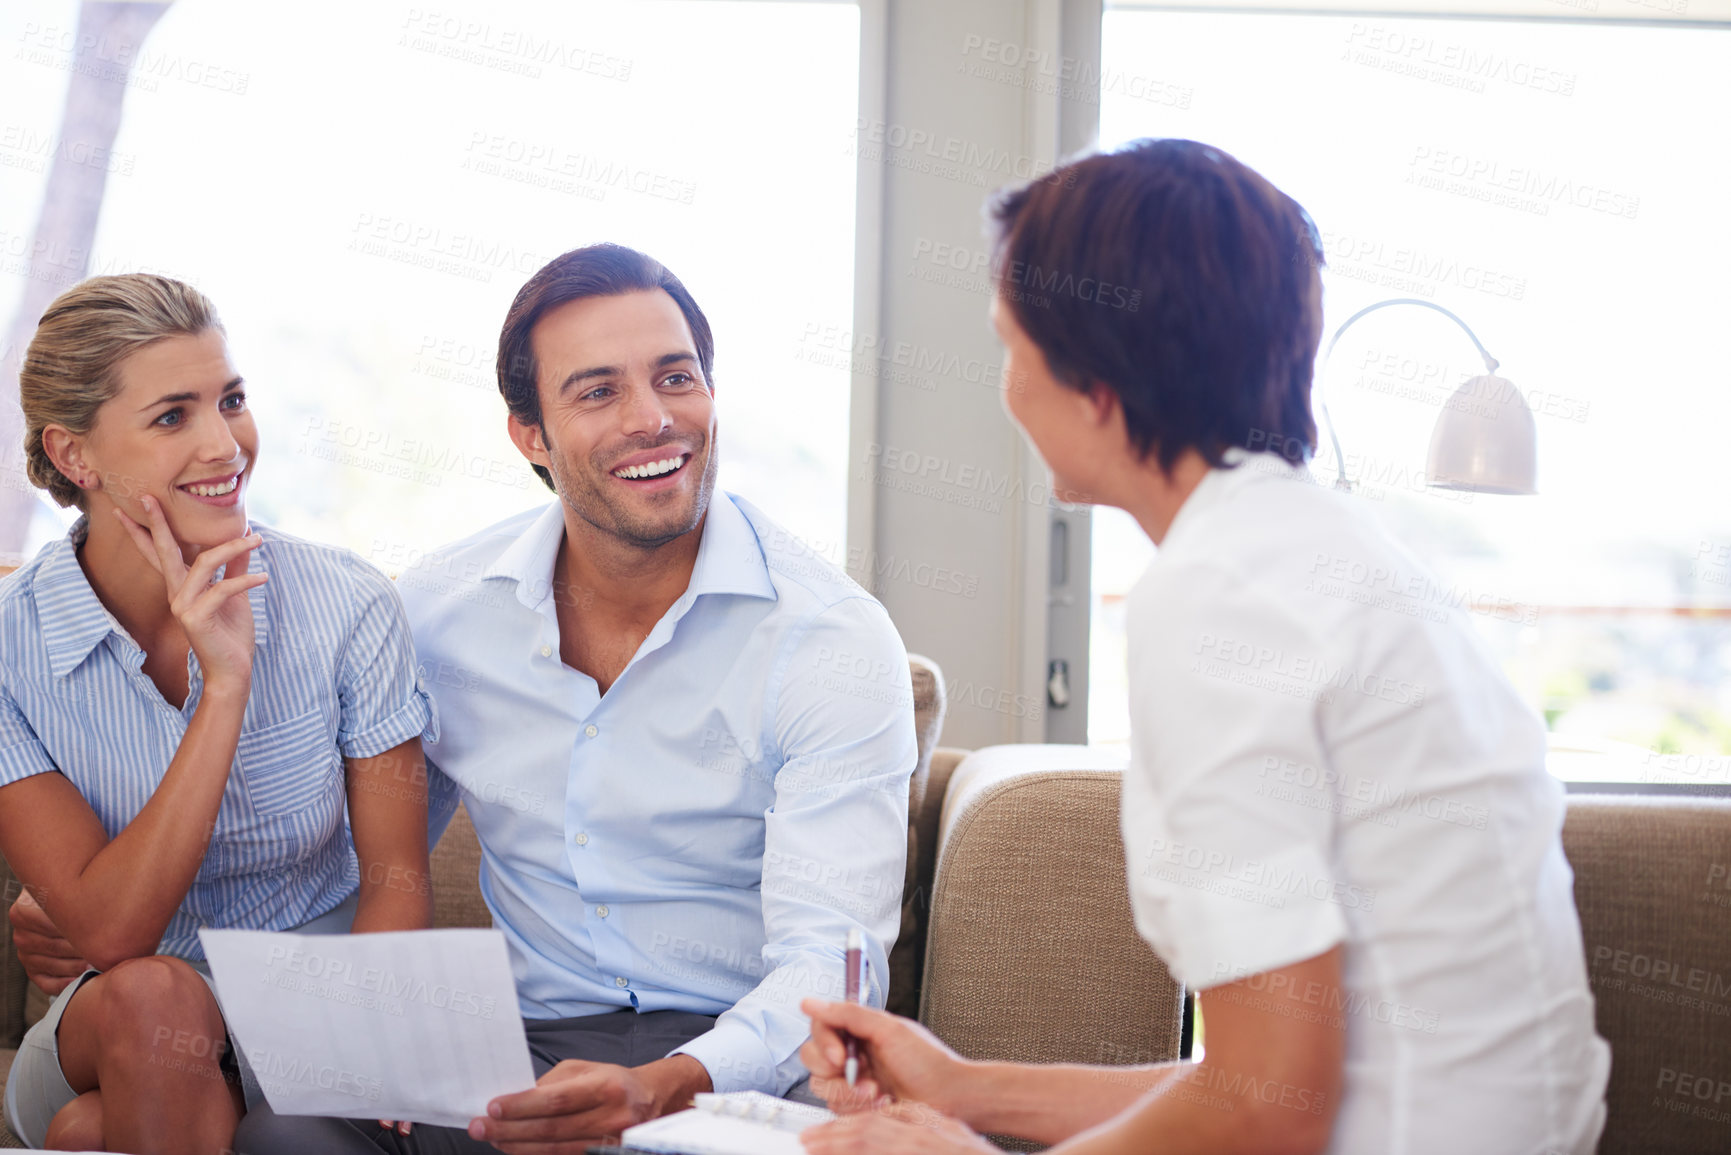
[
  {"xmin": 916, "ymin": 747, "xmax": 969, "ymax": 862},
  {"xmin": 884, "ymin": 658, "xmax": 949, "ymax": 1019}
]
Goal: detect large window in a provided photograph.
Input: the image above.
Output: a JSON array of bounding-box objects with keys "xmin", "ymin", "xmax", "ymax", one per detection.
[
  {"xmin": 1091, "ymin": 9, "xmax": 1731, "ymax": 787},
  {"xmin": 2, "ymin": 0, "xmax": 858, "ymax": 566}
]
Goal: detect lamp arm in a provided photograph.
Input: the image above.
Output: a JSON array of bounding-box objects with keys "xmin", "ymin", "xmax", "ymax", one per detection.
[{"xmin": 1315, "ymin": 297, "xmax": 1501, "ymax": 491}]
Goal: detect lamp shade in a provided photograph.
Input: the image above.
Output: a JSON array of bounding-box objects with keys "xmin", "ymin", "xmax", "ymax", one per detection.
[{"xmin": 1425, "ymin": 374, "xmax": 1538, "ymax": 495}]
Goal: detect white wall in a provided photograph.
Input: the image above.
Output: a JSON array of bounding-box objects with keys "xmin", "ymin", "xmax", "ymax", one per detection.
[{"xmin": 849, "ymin": 0, "xmax": 1100, "ymax": 749}]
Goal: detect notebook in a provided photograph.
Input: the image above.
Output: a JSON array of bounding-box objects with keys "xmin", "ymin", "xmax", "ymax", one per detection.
[{"xmin": 619, "ymin": 1091, "xmax": 834, "ymax": 1155}]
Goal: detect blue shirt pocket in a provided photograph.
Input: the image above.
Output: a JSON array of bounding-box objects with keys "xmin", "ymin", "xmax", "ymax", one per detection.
[{"xmin": 237, "ymin": 708, "xmax": 341, "ymax": 817}]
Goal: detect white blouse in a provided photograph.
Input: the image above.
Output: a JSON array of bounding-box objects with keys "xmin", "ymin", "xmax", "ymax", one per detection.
[{"xmin": 1120, "ymin": 450, "xmax": 1609, "ymax": 1155}]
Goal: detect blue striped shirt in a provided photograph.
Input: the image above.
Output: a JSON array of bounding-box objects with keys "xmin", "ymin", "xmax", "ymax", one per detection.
[{"xmin": 0, "ymin": 519, "xmax": 435, "ymax": 960}]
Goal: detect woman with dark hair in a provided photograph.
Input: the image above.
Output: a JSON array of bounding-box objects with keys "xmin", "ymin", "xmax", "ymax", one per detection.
[
  {"xmin": 798, "ymin": 140, "xmax": 1609, "ymax": 1155},
  {"xmin": 0, "ymin": 274, "xmax": 435, "ymax": 1152}
]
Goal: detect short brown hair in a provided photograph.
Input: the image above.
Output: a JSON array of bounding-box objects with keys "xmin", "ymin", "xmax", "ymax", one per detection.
[
  {"xmin": 989, "ymin": 138, "xmax": 1324, "ymax": 473},
  {"xmin": 497, "ymin": 244, "xmax": 715, "ymax": 492},
  {"xmin": 21, "ymin": 274, "xmax": 222, "ymax": 508}
]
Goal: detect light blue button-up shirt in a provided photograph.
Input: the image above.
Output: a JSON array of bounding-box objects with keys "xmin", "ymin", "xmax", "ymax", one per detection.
[
  {"xmin": 401, "ymin": 492, "xmax": 915, "ymax": 1095},
  {"xmin": 0, "ymin": 520, "xmax": 435, "ymax": 960}
]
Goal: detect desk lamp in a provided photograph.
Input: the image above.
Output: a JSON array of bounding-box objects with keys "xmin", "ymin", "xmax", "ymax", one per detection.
[{"xmin": 1315, "ymin": 297, "xmax": 1537, "ymax": 495}]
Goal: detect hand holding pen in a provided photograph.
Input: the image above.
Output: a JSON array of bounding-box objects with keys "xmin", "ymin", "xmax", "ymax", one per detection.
[{"xmin": 799, "ymin": 945, "xmax": 974, "ymax": 1119}]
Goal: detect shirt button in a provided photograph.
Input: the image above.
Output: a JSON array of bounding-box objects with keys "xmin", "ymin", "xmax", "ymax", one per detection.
[
  {"xmin": 541, "ymin": 645, "xmax": 553, "ymax": 658},
  {"xmin": 615, "ymin": 976, "xmax": 629, "ymax": 988},
  {"xmin": 574, "ymin": 832, "xmax": 589, "ymax": 846},
  {"xmin": 584, "ymin": 724, "xmax": 598, "ymax": 738},
  {"xmin": 596, "ymin": 905, "xmax": 609, "ymax": 918}
]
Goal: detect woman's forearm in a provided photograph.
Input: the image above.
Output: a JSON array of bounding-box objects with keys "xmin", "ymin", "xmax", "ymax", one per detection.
[
  {"xmin": 1046, "ymin": 953, "xmax": 1346, "ymax": 1155},
  {"xmin": 56, "ymin": 683, "xmax": 248, "ymax": 967},
  {"xmin": 951, "ymin": 1058, "xmax": 1186, "ymax": 1145},
  {"xmin": 1042, "ymin": 1058, "xmax": 1333, "ymax": 1155},
  {"xmin": 346, "ymin": 738, "xmax": 433, "ymax": 933},
  {"xmin": 350, "ymin": 860, "xmax": 433, "ymax": 932}
]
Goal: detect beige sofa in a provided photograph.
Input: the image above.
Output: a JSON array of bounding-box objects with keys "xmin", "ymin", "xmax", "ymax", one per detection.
[
  {"xmin": 914, "ymin": 747, "xmax": 1731, "ymax": 1155},
  {"xmin": 0, "ymin": 653, "xmax": 1726, "ymax": 1152}
]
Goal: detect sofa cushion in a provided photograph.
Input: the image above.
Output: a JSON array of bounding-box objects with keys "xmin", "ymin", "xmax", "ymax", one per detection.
[
  {"xmin": 430, "ymin": 802, "xmax": 491, "ymax": 930},
  {"xmin": 920, "ymin": 746, "xmax": 1184, "ymax": 1071},
  {"xmin": 1563, "ymin": 796, "xmax": 1731, "ymax": 1155}
]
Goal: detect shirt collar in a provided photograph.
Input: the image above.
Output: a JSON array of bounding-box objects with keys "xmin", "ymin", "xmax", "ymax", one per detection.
[
  {"xmin": 1160, "ymin": 448, "xmax": 1314, "ymax": 556},
  {"xmin": 481, "ymin": 492, "xmax": 778, "ymax": 613},
  {"xmin": 36, "ymin": 517, "xmax": 272, "ymax": 679},
  {"xmin": 36, "ymin": 523, "xmax": 118, "ymax": 679},
  {"xmin": 482, "ymin": 501, "xmax": 569, "ymax": 611},
  {"xmin": 685, "ymin": 492, "xmax": 778, "ymax": 603}
]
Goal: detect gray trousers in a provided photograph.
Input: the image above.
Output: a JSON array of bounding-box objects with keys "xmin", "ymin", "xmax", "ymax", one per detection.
[{"xmin": 232, "ymin": 1009, "xmax": 716, "ymax": 1155}]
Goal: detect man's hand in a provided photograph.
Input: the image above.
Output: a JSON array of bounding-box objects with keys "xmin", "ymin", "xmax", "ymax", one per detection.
[
  {"xmin": 800, "ymin": 998, "xmax": 971, "ymax": 1119},
  {"xmin": 800, "ymin": 1100, "xmax": 999, "ymax": 1155},
  {"xmin": 10, "ymin": 888, "xmax": 88, "ymax": 995},
  {"xmin": 468, "ymin": 1053, "xmax": 710, "ymax": 1153}
]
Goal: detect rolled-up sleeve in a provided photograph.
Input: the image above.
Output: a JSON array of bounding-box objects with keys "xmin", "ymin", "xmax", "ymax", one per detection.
[
  {"xmin": 1122, "ymin": 561, "xmax": 1350, "ymax": 991},
  {"xmin": 0, "ymin": 681, "xmax": 57, "ymax": 788},
  {"xmin": 335, "ymin": 555, "xmax": 437, "ymax": 760},
  {"xmin": 673, "ymin": 596, "xmax": 916, "ymax": 1094}
]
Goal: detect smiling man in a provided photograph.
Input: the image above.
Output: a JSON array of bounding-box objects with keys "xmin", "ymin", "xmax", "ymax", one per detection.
[{"xmin": 232, "ymin": 244, "xmax": 918, "ymax": 1153}]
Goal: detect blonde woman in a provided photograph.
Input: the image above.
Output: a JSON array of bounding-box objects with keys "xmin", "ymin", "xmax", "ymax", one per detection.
[{"xmin": 0, "ymin": 275, "xmax": 435, "ymax": 1152}]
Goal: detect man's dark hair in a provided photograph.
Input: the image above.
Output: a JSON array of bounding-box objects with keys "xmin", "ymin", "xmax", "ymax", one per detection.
[
  {"xmin": 497, "ymin": 243, "xmax": 715, "ymax": 491},
  {"xmin": 989, "ymin": 138, "xmax": 1324, "ymax": 473}
]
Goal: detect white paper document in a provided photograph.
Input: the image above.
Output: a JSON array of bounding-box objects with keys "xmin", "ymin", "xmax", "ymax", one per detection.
[
  {"xmin": 622, "ymin": 1091, "xmax": 833, "ymax": 1155},
  {"xmin": 200, "ymin": 927, "xmax": 535, "ymax": 1129}
]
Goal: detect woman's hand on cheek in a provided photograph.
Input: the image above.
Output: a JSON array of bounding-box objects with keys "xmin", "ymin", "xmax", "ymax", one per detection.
[{"xmin": 114, "ymin": 496, "xmax": 267, "ymax": 696}]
